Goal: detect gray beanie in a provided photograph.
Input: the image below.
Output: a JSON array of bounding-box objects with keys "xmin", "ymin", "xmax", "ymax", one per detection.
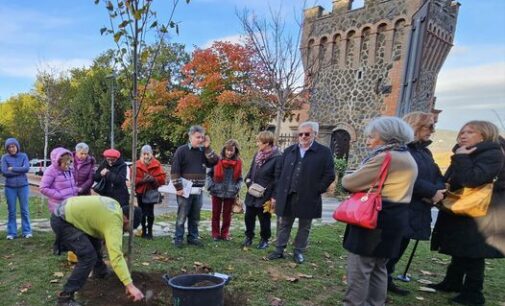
[{"xmin": 140, "ymin": 145, "xmax": 153, "ymax": 154}]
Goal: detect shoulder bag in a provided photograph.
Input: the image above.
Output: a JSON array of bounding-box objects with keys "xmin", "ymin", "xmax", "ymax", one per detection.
[
  {"xmin": 142, "ymin": 189, "xmax": 163, "ymax": 204},
  {"xmin": 442, "ymin": 183, "xmax": 493, "ymax": 217},
  {"xmin": 92, "ymin": 178, "xmax": 106, "ymax": 194},
  {"xmin": 332, "ymin": 152, "xmax": 391, "ymax": 229}
]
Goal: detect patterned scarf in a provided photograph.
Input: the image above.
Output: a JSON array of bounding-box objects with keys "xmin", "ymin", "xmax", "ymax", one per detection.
[
  {"xmin": 255, "ymin": 146, "xmax": 278, "ymax": 168},
  {"xmin": 360, "ymin": 143, "xmax": 408, "ymax": 166}
]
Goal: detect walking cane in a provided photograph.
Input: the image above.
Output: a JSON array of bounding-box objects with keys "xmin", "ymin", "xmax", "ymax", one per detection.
[{"xmin": 397, "ymin": 239, "xmax": 419, "ymax": 282}]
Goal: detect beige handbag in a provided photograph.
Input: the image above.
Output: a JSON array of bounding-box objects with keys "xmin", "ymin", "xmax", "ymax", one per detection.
[{"xmin": 247, "ymin": 183, "xmax": 266, "ymax": 198}]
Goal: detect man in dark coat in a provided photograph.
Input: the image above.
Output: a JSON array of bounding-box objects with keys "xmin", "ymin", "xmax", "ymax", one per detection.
[{"xmin": 267, "ymin": 121, "xmax": 335, "ymax": 264}]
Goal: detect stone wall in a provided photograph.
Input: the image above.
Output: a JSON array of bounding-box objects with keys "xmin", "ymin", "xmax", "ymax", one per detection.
[{"xmin": 301, "ymin": 0, "xmax": 458, "ymax": 166}]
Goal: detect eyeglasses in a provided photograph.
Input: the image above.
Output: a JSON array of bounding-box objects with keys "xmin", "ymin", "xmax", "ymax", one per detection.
[{"xmin": 298, "ymin": 132, "xmax": 311, "ymax": 137}]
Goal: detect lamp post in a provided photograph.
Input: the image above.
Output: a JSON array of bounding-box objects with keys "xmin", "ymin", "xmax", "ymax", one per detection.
[{"xmin": 106, "ymin": 72, "xmax": 116, "ymax": 148}]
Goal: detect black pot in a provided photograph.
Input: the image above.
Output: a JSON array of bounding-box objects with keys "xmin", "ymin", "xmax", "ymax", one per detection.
[{"xmin": 163, "ymin": 274, "xmax": 226, "ymax": 306}]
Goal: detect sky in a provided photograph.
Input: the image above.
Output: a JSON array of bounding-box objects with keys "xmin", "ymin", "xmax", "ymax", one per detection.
[{"xmin": 0, "ymin": 0, "xmax": 504, "ymax": 131}]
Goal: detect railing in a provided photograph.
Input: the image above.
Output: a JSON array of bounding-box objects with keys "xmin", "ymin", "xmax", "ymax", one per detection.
[{"xmin": 277, "ymin": 134, "xmax": 297, "ymax": 151}]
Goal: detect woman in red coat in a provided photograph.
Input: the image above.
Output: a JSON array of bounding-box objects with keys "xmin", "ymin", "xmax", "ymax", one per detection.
[{"xmin": 135, "ymin": 145, "xmax": 166, "ymax": 239}]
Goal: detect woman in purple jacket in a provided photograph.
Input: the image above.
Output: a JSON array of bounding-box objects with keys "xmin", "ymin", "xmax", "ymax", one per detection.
[
  {"xmin": 1, "ymin": 138, "xmax": 32, "ymax": 240},
  {"xmin": 72, "ymin": 143, "xmax": 95, "ymax": 195},
  {"xmin": 40, "ymin": 147, "xmax": 79, "ymax": 214}
]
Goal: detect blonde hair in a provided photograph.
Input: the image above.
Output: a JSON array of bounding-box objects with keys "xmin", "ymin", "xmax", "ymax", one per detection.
[
  {"xmin": 403, "ymin": 111, "xmax": 434, "ymax": 140},
  {"xmin": 458, "ymin": 120, "xmax": 500, "ymax": 143},
  {"xmin": 256, "ymin": 131, "xmax": 275, "ymax": 146}
]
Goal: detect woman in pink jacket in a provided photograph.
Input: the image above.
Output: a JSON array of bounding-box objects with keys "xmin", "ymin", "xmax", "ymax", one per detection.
[{"xmin": 40, "ymin": 147, "xmax": 79, "ymax": 214}]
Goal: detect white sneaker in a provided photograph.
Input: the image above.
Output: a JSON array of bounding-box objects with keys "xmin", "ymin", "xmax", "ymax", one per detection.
[
  {"xmin": 6, "ymin": 235, "xmax": 15, "ymax": 240},
  {"xmin": 23, "ymin": 234, "xmax": 33, "ymax": 238}
]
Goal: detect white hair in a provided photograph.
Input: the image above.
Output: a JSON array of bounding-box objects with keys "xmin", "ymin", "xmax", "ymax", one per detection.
[
  {"xmin": 75, "ymin": 142, "xmax": 89, "ymax": 153},
  {"xmin": 299, "ymin": 121, "xmax": 319, "ymax": 135},
  {"xmin": 141, "ymin": 145, "xmax": 153, "ymax": 154},
  {"xmin": 364, "ymin": 116, "xmax": 414, "ymax": 145}
]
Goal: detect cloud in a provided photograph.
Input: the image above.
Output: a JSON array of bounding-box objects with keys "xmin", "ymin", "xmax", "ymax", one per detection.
[
  {"xmin": 0, "ymin": 57, "xmax": 92, "ymax": 78},
  {"xmin": 201, "ymin": 34, "xmax": 246, "ymax": 48}
]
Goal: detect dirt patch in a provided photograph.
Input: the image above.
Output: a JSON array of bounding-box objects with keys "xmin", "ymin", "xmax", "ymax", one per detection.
[{"xmin": 77, "ymin": 271, "xmax": 245, "ymax": 306}]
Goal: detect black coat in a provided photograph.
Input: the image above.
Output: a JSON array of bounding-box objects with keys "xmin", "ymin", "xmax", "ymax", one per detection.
[
  {"xmin": 431, "ymin": 141, "xmax": 505, "ymax": 258},
  {"xmin": 404, "ymin": 141, "xmax": 445, "ymax": 240},
  {"xmin": 94, "ymin": 158, "xmax": 129, "ymax": 207},
  {"xmin": 274, "ymin": 142, "xmax": 335, "ymax": 219},
  {"xmin": 244, "ymin": 151, "xmax": 281, "ymax": 208}
]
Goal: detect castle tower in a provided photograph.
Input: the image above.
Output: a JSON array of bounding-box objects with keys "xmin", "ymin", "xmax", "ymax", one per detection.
[{"xmin": 301, "ymin": 0, "xmax": 459, "ymax": 166}]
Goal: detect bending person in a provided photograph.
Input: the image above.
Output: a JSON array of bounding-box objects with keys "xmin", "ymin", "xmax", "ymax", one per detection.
[{"xmin": 51, "ymin": 196, "xmax": 143, "ymax": 306}]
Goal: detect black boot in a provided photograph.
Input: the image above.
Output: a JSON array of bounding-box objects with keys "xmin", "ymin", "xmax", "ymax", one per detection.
[
  {"xmin": 451, "ymin": 292, "xmax": 485, "ymax": 305},
  {"xmin": 429, "ymin": 257, "xmax": 464, "ymax": 292},
  {"xmin": 146, "ymin": 216, "xmax": 154, "ymax": 239},
  {"xmin": 388, "ymin": 280, "xmax": 410, "ymax": 296}
]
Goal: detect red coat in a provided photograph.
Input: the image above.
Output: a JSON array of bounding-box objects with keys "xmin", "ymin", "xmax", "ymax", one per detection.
[{"xmin": 135, "ymin": 158, "xmax": 166, "ymax": 195}]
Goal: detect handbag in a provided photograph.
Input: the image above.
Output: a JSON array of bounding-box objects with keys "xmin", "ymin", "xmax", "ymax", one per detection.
[
  {"xmin": 142, "ymin": 189, "xmax": 162, "ymax": 204},
  {"xmin": 232, "ymin": 196, "xmax": 244, "ymax": 214},
  {"xmin": 442, "ymin": 183, "xmax": 493, "ymax": 217},
  {"xmin": 332, "ymin": 152, "xmax": 391, "ymax": 229},
  {"xmin": 92, "ymin": 178, "xmax": 106, "ymax": 194},
  {"xmin": 248, "ymin": 183, "xmax": 266, "ymax": 198}
]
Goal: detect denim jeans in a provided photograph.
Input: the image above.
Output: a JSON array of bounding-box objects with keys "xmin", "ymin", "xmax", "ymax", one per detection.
[
  {"xmin": 174, "ymin": 194, "xmax": 202, "ymax": 242},
  {"xmin": 5, "ymin": 185, "xmax": 31, "ymax": 237}
]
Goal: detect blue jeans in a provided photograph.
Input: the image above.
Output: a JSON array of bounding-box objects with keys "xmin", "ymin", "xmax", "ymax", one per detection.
[
  {"xmin": 5, "ymin": 185, "xmax": 31, "ymax": 237},
  {"xmin": 174, "ymin": 194, "xmax": 202, "ymax": 242}
]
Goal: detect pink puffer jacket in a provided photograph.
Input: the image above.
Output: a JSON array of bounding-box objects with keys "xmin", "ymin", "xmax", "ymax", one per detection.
[{"xmin": 40, "ymin": 147, "xmax": 79, "ymax": 213}]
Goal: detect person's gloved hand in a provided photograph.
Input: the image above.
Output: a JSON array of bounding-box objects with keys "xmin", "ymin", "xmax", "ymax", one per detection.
[{"xmin": 126, "ymin": 283, "xmax": 144, "ymax": 301}]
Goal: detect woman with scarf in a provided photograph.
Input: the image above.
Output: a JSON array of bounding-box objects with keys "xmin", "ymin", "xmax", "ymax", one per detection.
[
  {"xmin": 341, "ymin": 116, "xmax": 418, "ymax": 306},
  {"xmin": 72, "ymin": 143, "xmax": 95, "ymax": 196},
  {"xmin": 385, "ymin": 112, "xmax": 446, "ymax": 296},
  {"xmin": 206, "ymin": 139, "xmax": 242, "ymax": 241},
  {"xmin": 242, "ymin": 131, "xmax": 281, "ymax": 249},
  {"xmin": 135, "ymin": 145, "xmax": 166, "ymax": 239}
]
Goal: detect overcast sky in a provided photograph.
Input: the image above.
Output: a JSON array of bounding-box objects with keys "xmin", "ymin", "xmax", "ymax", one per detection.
[{"xmin": 0, "ymin": 0, "xmax": 503, "ymax": 131}]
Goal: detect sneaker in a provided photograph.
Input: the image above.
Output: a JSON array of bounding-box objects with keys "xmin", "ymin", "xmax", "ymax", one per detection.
[
  {"xmin": 23, "ymin": 234, "xmax": 33, "ymax": 238},
  {"xmin": 57, "ymin": 291, "xmax": 82, "ymax": 306},
  {"xmin": 212, "ymin": 236, "xmax": 220, "ymax": 241},
  {"xmin": 257, "ymin": 239, "xmax": 269, "ymax": 249},
  {"xmin": 242, "ymin": 237, "xmax": 253, "ymax": 247},
  {"xmin": 221, "ymin": 236, "xmax": 232, "ymax": 241},
  {"xmin": 6, "ymin": 235, "xmax": 15, "ymax": 240},
  {"xmin": 173, "ymin": 240, "xmax": 183, "ymax": 248},
  {"xmin": 265, "ymin": 251, "xmax": 284, "ymax": 261}
]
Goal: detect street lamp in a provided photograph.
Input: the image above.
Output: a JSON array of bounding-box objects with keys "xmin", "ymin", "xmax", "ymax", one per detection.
[{"xmin": 106, "ymin": 72, "xmax": 116, "ymax": 148}]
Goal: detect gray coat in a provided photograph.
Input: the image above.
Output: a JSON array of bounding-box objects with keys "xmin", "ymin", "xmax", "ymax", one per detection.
[{"xmin": 206, "ymin": 166, "xmax": 242, "ymax": 199}]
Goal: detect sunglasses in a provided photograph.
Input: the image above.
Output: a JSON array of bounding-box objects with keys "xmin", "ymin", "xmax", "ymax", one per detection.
[{"xmin": 298, "ymin": 132, "xmax": 312, "ymax": 137}]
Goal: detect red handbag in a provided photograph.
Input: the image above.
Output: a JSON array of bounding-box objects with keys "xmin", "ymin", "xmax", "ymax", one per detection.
[{"xmin": 333, "ymin": 152, "xmax": 391, "ymax": 229}]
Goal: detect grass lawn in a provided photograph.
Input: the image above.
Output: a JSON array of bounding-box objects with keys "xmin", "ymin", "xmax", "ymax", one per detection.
[{"xmin": 1, "ymin": 198, "xmax": 504, "ymax": 305}]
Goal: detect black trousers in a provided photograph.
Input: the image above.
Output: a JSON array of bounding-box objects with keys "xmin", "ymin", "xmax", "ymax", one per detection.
[
  {"xmin": 50, "ymin": 215, "xmax": 108, "ymax": 293},
  {"xmin": 244, "ymin": 205, "xmax": 271, "ymax": 240},
  {"xmin": 445, "ymin": 256, "xmax": 485, "ymax": 294},
  {"xmin": 137, "ymin": 195, "xmax": 155, "ymax": 235},
  {"xmin": 386, "ymin": 237, "xmax": 411, "ymax": 282}
]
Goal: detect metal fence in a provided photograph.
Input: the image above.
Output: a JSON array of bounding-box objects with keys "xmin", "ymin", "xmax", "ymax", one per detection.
[{"xmin": 277, "ymin": 133, "xmax": 297, "ymax": 151}]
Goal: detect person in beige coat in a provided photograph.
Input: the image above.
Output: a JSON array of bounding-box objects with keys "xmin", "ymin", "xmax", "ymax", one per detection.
[{"xmin": 341, "ymin": 116, "xmax": 418, "ymax": 306}]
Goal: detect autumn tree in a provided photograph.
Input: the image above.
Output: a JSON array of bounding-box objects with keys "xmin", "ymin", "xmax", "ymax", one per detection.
[{"xmin": 176, "ymin": 41, "xmax": 272, "ymax": 127}]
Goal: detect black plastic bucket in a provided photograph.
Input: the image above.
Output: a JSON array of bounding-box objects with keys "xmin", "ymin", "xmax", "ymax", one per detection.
[{"xmin": 163, "ymin": 274, "xmax": 225, "ymax": 306}]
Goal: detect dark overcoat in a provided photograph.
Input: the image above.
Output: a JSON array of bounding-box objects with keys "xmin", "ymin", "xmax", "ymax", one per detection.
[
  {"xmin": 274, "ymin": 141, "xmax": 335, "ymax": 219},
  {"xmin": 404, "ymin": 141, "xmax": 445, "ymax": 240},
  {"xmin": 94, "ymin": 157, "xmax": 129, "ymax": 207},
  {"xmin": 431, "ymin": 141, "xmax": 505, "ymax": 258},
  {"xmin": 244, "ymin": 151, "xmax": 281, "ymax": 208}
]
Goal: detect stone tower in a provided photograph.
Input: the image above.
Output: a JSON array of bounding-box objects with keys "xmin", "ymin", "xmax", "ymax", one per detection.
[{"xmin": 301, "ymin": 0, "xmax": 459, "ymax": 166}]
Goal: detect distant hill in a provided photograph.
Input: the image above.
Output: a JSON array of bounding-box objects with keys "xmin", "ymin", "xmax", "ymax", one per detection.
[{"xmin": 430, "ymin": 129, "xmax": 458, "ymax": 172}]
